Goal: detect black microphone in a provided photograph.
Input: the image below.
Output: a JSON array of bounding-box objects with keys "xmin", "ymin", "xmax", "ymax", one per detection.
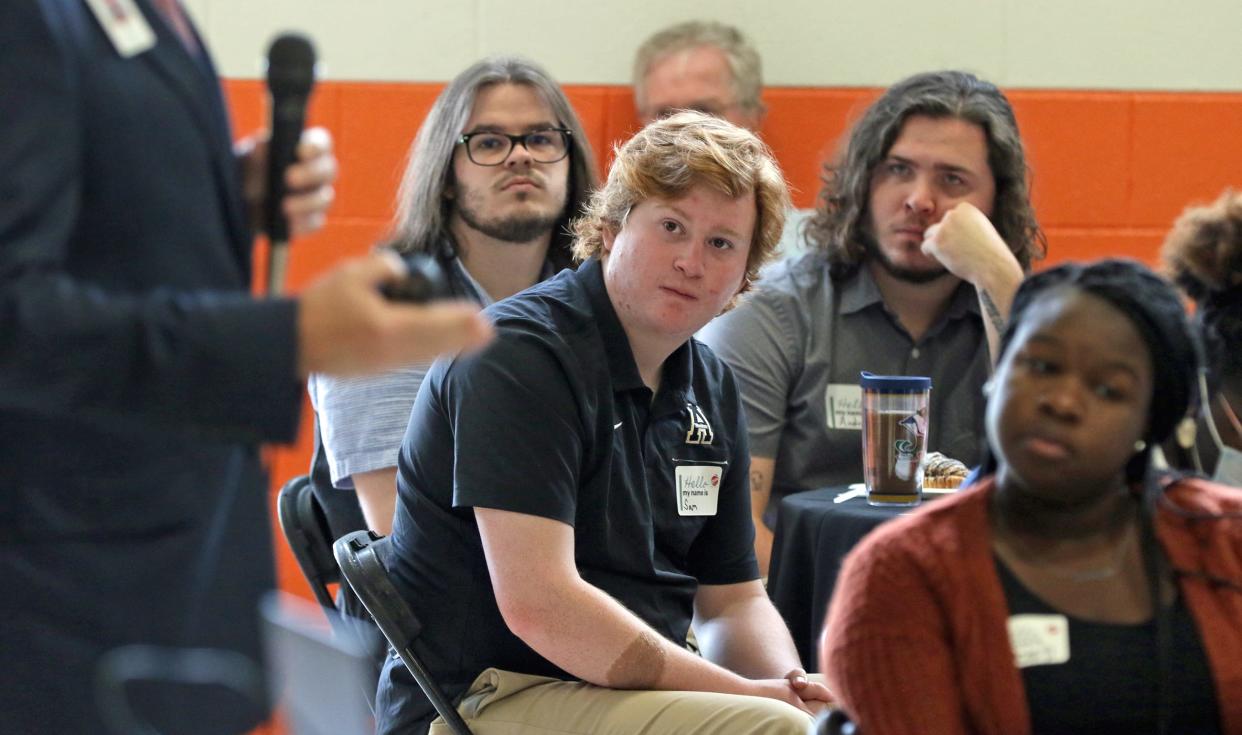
[{"xmin": 264, "ymin": 33, "xmax": 316, "ymax": 295}]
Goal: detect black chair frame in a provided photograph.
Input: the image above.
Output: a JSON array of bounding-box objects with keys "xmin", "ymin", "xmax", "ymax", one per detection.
[
  {"xmin": 334, "ymin": 530, "xmax": 474, "ymax": 735},
  {"xmin": 276, "ymin": 474, "xmax": 340, "ymax": 610}
]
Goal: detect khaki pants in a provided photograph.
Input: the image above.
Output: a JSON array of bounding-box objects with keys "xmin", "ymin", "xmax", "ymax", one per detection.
[{"xmin": 429, "ymin": 668, "xmax": 815, "ymax": 735}]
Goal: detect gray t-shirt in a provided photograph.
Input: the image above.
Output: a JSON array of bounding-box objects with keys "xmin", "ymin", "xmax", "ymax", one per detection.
[
  {"xmin": 308, "ymin": 257, "xmax": 495, "ymax": 489},
  {"xmin": 698, "ymin": 251, "xmax": 989, "ymax": 527}
]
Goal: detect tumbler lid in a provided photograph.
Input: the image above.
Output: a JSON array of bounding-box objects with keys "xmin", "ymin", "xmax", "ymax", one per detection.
[{"xmin": 860, "ymin": 371, "xmax": 931, "ymax": 392}]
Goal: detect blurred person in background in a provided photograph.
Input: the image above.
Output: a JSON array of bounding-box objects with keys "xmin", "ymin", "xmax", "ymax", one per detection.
[
  {"xmin": 1162, "ymin": 189, "xmax": 1242, "ymax": 486},
  {"xmin": 632, "ymin": 19, "xmax": 812, "ymax": 257}
]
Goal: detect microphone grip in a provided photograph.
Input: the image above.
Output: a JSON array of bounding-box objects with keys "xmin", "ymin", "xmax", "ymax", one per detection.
[
  {"xmin": 268, "ymin": 240, "xmax": 289, "ymax": 295},
  {"xmin": 264, "ymin": 96, "xmax": 307, "ymax": 247}
]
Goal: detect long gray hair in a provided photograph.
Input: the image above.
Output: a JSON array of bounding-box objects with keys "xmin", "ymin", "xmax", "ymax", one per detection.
[
  {"xmin": 392, "ymin": 56, "xmax": 598, "ymax": 271},
  {"xmin": 807, "ymin": 70, "xmax": 1045, "ymax": 278}
]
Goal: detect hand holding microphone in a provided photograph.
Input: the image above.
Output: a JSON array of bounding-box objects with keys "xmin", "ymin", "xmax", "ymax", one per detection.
[
  {"xmin": 249, "ymin": 35, "xmax": 487, "ymax": 378},
  {"xmin": 262, "ymin": 33, "xmax": 320, "ymax": 294}
]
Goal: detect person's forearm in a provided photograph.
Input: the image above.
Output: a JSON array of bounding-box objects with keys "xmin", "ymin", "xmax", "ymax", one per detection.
[
  {"xmin": 352, "ymin": 467, "xmax": 398, "ymax": 536},
  {"xmin": 750, "ymin": 456, "xmax": 777, "ymax": 576},
  {"xmin": 752, "ymin": 517, "xmax": 774, "ymax": 577},
  {"xmin": 694, "ymin": 593, "xmax": 802, "ymax": 679},
  {"xmin": 502, "ymin": 574, "xmax": 751, "ymax": 695},
  {"xmin": 971, "ymin": 255, "xmax": 1023, "ymax": 367}
]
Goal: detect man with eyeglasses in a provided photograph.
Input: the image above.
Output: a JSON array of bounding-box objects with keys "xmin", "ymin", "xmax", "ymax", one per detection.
[
  {"xmin": 308, "ymin": 56, "xmax": 596, "ymax": 541},
  {"xmin": 376, "ymin": 112, "xmax": 831, "ymax": 734}
]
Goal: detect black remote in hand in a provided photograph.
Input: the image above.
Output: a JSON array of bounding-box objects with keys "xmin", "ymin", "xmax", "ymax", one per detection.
[{"xmin": 381, "ymin": 251, "xmax": 452, "ymax": 303}]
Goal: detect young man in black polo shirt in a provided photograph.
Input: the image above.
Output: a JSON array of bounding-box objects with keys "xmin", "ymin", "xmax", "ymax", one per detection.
[{"xmin": 377, "ymin": 112, "xmax": 831, "ymax": 734}]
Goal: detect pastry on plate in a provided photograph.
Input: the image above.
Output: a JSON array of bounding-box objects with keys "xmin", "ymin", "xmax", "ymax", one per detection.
[{"xmin": 923, "ymin": 452, "xmax": 970, "ymax": 490}]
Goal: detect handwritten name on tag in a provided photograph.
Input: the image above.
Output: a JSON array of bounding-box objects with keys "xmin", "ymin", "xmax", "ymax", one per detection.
[
  {"xmin": 675, "ymin": 465, "xmax": 720, "ymax": 516},
  {"xmin": 825, "ymin": 384, "xmax": 862, "ymax": 431},
  {"xmin": 1008, "ymin": 614, "xmax": 1070, "ymax": 668}
]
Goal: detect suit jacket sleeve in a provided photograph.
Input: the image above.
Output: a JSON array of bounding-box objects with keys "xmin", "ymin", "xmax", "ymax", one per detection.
[{"xmin": 0, "ymin": 0, "xmax": 301, "ymax": 442}]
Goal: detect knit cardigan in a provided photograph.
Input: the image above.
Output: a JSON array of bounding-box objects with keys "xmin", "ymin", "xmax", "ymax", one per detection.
[{"xmin": 821, "ymin": 476, "xmax": 1242, "ymax": 735}]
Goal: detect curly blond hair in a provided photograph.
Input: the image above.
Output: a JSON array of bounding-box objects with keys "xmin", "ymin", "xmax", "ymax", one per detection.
[{"xmin": 571, "ymin": 111, "xmax": 789, "ymax": 300}]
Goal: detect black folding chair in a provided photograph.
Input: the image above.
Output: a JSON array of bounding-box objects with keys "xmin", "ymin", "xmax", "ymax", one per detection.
[
  {"xmin": 334, "ymin": 530, "xmax": 474, "ymax": 735},
  {"xmin": 276, "ymin": 474, "xmax": 386, "ymax": 717},
  {"xmin": 276, "ymin": 474, "xmax": 340, "ymax": 610}
]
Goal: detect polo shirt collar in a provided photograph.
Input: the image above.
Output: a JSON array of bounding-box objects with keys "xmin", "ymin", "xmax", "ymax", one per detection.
[
  {"xmin": 838, "ymin": 266, "xmax": 885, "ymax": 315},
  {"xmin": 658, "ymin": 339, "xmax": 695, "ymax": 408},
  {"xmin": 577, "ymin": 258, "xmax": 646, "ymax": 393},
  {"xmin": 576, "ymin": 258, "xmax": 696, "ymax": 402}
]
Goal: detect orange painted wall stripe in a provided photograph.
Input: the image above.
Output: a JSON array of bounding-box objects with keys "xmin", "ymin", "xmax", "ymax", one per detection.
[{"xmin": 220, "ymin": 79, "xmax": 1242, "ymax": 604}]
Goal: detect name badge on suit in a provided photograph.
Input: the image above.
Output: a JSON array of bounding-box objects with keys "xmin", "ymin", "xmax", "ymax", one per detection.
[{"xmin": 83, "ymin": 0, "xmax": 157, "ymax": 57}]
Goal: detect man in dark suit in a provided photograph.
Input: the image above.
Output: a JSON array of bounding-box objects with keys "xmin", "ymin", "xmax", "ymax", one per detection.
[{"xmin": 0, "ymin": 2, "xmax": 491, "ymax": 733}]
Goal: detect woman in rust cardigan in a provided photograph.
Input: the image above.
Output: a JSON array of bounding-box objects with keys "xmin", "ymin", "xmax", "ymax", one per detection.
[{"xmin": 821, "ymin": 259, "xmax": 1242, "ymax": 735}]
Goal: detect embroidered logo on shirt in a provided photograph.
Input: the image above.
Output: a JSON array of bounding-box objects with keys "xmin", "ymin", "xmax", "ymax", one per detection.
[{"xmin": 684, "ymin": 403, "xmax": 714, "ymax": 445}]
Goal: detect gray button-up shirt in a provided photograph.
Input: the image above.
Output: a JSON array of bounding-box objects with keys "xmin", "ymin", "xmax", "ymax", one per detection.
[{"xmin": 698, "ymin": 251, "xmax": 989, "ymax": 527}]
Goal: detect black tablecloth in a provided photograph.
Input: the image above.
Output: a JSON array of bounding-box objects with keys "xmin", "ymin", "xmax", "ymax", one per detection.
[{"xmin": 767, "ymin": 487, "xmax": 907, "ymax": 671}]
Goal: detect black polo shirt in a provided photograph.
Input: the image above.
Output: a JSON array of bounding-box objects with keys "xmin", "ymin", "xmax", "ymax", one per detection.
[{"xmin": 376, "ymin": 257, "xmax": 759, "ymax": 733}]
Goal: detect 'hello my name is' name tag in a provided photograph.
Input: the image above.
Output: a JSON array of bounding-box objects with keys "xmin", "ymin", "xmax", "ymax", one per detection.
[
  {"xmin": 1008, "ymin": 614, "xmax": 1070, "ymax": 668},
  {"xmin": 825, "ymin": 384, "xmax": 863, "ymax": 431},
  {"xmin": 675, "ymin": 465, "xmax": 720, "ymax": 516}
]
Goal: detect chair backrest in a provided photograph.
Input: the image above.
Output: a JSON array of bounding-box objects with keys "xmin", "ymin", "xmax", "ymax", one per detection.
[
  {"xmin": 334, "ymin": 530, "xmax": 474, "ymax": 735},
  {"xmin": 276, "ymin": 474, "xmax": 340, "ymax": 610}
]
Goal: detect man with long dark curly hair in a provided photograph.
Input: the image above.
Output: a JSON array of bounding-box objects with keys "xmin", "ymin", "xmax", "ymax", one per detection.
[{"xmin": 701, "ymin": 70, "xmax": 1046, "ymax": 573}]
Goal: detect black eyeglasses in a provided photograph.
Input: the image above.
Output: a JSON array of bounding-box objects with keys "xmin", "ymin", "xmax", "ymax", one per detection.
[{"xmin": 457, "ymin": 128, "xmax": 572, "ymax": 166}]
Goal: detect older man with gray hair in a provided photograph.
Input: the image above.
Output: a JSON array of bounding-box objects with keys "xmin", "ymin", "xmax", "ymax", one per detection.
[
  {"xmin": 633, "ymin": 20, "xmax": 765, "ymax": 132},
  {"xmin": 634, "ymin": 21, "xmax": 812, "ymax": 257}
]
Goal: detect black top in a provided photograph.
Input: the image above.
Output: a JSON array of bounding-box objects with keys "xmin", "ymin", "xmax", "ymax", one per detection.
[
  {"xmin": 376, "ymin": 258, "xmax": 759, "ymax": 733},
  {"xmin": 995, "ymin": 557, "xmax": 1220, "ymax": 734}
]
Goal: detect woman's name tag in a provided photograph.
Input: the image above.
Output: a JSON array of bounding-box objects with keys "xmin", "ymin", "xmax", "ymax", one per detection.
[{"xmin": 1008, "ymin": 614, "xmax": 1070, "ymax": 668}]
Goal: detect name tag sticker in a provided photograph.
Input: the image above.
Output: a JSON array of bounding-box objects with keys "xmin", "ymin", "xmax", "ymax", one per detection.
[
  {"xmin": 1007, "ymin": 614, "xmax": 1070, "ymax": 668},
  {"xmin": 824, "ymin": 384, "xmax": 862, "ymax": 431},
  {"xmin": 84, "ymin": 0, "xmax": 157, "ymax": 58},
  {"xmin": 675, "ymin": 465, "xmax": 721, "ymax": 517}
]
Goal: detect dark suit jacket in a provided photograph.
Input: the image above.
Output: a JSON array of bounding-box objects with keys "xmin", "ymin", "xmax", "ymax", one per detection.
[{"xmin": 0, "ymin": 2, "xmax": 302, "ymax": 732}]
